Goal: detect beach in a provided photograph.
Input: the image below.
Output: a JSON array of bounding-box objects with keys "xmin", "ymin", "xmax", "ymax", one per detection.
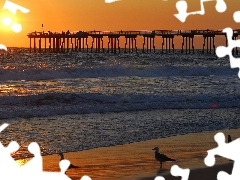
[{"xmin": 37, "ymin": 128, "xmax": 239, "ymax": 180}]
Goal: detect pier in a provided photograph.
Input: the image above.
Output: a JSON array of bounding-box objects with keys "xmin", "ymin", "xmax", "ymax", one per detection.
[{"xmin": 27, "ymin": 29, "xmax": 240, "ymax": 54}]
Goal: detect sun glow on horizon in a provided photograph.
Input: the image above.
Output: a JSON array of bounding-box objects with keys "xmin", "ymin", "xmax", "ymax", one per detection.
[
  {"xmin": 2, "ymin": 16, "xmax": 12, "ymax": 26},
  {"xmin": 1, "ymin": 15, "xmax": 22, "ymax": 33},
  {"xmin": 0, "ymin": 0, "xmax": 30, "ymax": 34},
  {"xmin": 11, "ymin": 22, "xmax": 22, "ymax": 33}
]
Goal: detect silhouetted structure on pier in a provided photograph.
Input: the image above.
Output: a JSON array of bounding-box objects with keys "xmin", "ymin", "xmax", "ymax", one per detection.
[{"xmin": 27, "ymin": 29, "xmax": 240, "ymax": 54}]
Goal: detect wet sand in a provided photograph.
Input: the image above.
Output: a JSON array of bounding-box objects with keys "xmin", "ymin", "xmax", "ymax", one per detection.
[
  {"xmin": 140, "ymin": 163, "xmax": 233, "ymax": 180},
  {"xmin": 39, "ymin": 128, "xmax": 239, "ymax": 180}
]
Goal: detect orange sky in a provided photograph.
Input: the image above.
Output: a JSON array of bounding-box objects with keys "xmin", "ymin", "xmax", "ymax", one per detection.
[{"xmin": 0, "ymin": 0, "xmax": 240, "ymax": 47}]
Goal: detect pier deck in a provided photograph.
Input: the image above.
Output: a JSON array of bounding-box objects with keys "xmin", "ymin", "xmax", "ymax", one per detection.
[{"xmin": 27, "ymin": 29, "xmax": 240, "ymax": 54}]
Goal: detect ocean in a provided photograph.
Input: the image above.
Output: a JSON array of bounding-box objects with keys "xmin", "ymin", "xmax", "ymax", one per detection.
[{"xmin": 0, "ymin": 48, "xmax": 239, "ymax": 159}]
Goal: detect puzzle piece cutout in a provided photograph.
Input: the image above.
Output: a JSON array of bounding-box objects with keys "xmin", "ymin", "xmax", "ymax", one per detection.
[
  {"xmin": 81, "ymin": 176, "xmax": 92, "ymax": 180},
  {"xmin": 204, "ymin": 132, "xmax": 240, "ymax": 180},
  {"xmin": 215, "ymin": 27, "xmax": 240, "ymax": 78},
  {"xmin": 233, "ymin": 11, "xmax": 240, "ymax": 23},
  {"xmin": 154, "ymin": 165, "xmax": 190, "ymax": 180},
  {"xmin": 1, "ymin": 0, "xmax": 30, "ymax": 33},
  {"xmin": 0, "ymin": 0, "xmax": 30, "ymax": 51},
  {"xmin": 105, "ymin": 0, "xmax": 121, "ymax": 3},
  {"xmin": 154, "ymin": 176, "xmax": 165, "ymax": 180},
  {"xmin": 0, "ymin": 123, "xmax": 92, "ymax": 180},
  {"xmin": 0, "ymin": 124, "xmax": 22, "ymax": 177},
  {"xmin": 2, "ymin": 0, "xmax": 30, "ymax": 14},
  {"xmin": 171, "ymin": 165, "xmax": 190, "ymax": 180},
  {"xmin": 175, "ymin": 0, "xmax": 227, "ymax": 22}
]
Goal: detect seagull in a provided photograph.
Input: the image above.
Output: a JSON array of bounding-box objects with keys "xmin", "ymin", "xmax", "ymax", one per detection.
[
  {"xmin": 152, "ymin": 147, "xmax": 176, "ymax": 169},
  {"xmin": 58, "ymin": 153, "xmax": 80, "ymax": 169}
]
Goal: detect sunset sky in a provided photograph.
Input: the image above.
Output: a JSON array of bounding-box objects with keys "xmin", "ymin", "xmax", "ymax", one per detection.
[{"xmin": 1, "ymin": 0, "xmax": 240, "ymax": 47}]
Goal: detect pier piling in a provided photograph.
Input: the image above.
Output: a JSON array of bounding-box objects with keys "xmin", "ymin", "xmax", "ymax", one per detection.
[
  {"xmin": 202, "ymin": 30, "xmax": 215, "ymax": 54},
  {"xmin": 161, "ymin": 34, "xmax": 174, "ymax": 54},
  {"xmin": 124, "ymin": 34, "xmax": 137, "ymax": 53},
  {"xmin": 91, "ymin": 34, "xmax": 104, "ymax": 53},
  {"xmin": 181, "ymin": 32, "xmax": 194, "ymax": 54},
  {"xmin": 108, "ymin": 35, "xmax": 120, "ymax": 53},
  {"xmin": 142, "ymin": 34, "xmax": 155, "ymax": 53},
  {"xmin": 232, "ymin": 34, "xmax": 239, "ymax": 55}
]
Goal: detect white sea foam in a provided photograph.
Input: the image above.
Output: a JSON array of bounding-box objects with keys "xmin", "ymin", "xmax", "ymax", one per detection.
[
  {"xmin": 2, "ymin": 108, "xmax": 240, "ymax": 159},
  {"xmin": 0, "ymin": 65, "xmax": 236, "ymax": 81},
  {"xmin": 0, "ymin": 49, "xmax": 238, "ymax": 119}
]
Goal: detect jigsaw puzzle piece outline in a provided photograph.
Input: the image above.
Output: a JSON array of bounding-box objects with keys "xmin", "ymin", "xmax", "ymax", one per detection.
[
  {"xmin": 171, "ymin": 165, "xmax": 190, "ymax": 180},
  {"xmin": 154, "ymin": 176, "xmax": 165, "ymax": 180},
  {"xmin": 204, "ymin": 132, "xmax": 240, "ymax": 179},
  {"xmin": 2, "ymin": 0, "xmax": 30, "ymax": 14},
  {"xmin": 216, "ymin": 28, "xmax": 240, "ymax": 78},
  {"xmin": 0, "ymin": 0, "xmax": 30, "ymax": 49},
  {"xmin": 233, "ymin": 11, "xmax": 240, "ymax": 23},
  {"xmin": 2, "ymin": 1, "xmax": 30, "ymax": 33},
  {"xmin": 174, "ymin": 0, "xmax": 227, "ymax": 22},
  {"xmin": 154, "ymin": 165, "xmax": 189, "ymax": 180},
  {"xmin": 105, "ymin": 0, "xmax": 121, "ymax": 3}
]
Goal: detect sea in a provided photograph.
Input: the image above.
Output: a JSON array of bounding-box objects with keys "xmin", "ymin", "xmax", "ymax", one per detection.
[{"xmin": 0, "ymin": 48, "xmax": 240, "ymax": 159}]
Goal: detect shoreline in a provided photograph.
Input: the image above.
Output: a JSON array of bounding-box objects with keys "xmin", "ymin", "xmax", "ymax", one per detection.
[{"xmin": 36, "ymin": 128, "xmax": 240, "ymax": 180}]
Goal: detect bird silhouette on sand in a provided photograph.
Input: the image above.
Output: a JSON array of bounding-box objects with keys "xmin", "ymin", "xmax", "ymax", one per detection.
[
  {"xmin": 152, "ymin": 147, "xmax": 176, "ymax": 169},
  {"xmin": 58, "ymin": 153, "xmax": 80, "ymax": 169}
]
